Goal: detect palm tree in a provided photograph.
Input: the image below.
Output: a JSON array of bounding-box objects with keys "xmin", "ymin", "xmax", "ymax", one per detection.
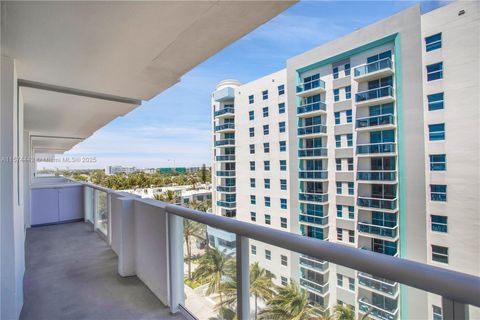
[
  {"xmin": 258, "ymin": 280, "xmax": 319, "ymax": 320},
  {"xmin": 183, "ymin": 218, "xmax": 205, "ymax": 279},
  {"xmin": 334, "ymin": 304, "xmax": 355, "ymax": 320},
  {"xmin": 154, "ymin": 190, "xmax": 180, "ymax": 204}
]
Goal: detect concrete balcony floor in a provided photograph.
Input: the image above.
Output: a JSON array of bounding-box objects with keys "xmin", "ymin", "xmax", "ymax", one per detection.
[{"xmin": 20, "ymin": 222, "xmax": 184, "ymax": 320}]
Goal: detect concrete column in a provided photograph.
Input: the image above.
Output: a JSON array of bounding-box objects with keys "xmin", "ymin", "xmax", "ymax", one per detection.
[
  {"xmin": 116, "ymin": 197, "xmax": 136, "ymax": 277},
  {"xmin": 168, "ymin": 213, "xmax": 184, "ymax": 313}
]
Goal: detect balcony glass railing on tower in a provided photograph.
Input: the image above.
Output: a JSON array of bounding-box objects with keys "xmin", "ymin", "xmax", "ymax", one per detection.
[
  {"xmin": 297, "ymin": 96, "xmax": 327, "ymax": 115},
  {"xmin": 299, "ymin": 256, "xmax": 329, "ymax": 273},
  {"xmin": 357, "ymin": 197, "xmax": 397, "ymax": 210},
  {"xmin": 216, "ymin": 170, "xmax": 235, "ymax": 177},
  {"xmin": 298, "ymin": 147, "xmax": 327, "ymax": 157},
  {"xmin": 356, "ymin": 114, "xmax": 395, "ymax": 129},
  {"xmin": 298, "ymin": 124, "xmax": 327, "ymax": 136},
  {"xmin": 355, "ymin": 86, "xmax": 393, "ymax": 103},
  {"xmin": 214, "ymin": 138, "xmax": 235, "ymax": 147},
  {"xmin": 358, "ymin": 221, "xmax": 398, "ymax": 238},
  {"xmin": 215, "ymin": 154, "xmax": 235, "ymax": 161},
  {"xmin": 214, "ymin": 123, "xmax": 235, "ymax": 131},
  {"xmin": 357, "ymin": 171, "xmax": 396, "ymax": 181},
  {"xmin": 357, "ymin": 142, "xmax": 396, "ymax": 154},
  {"xmin": 354, "ymin": 58, "xmax": 393, "ymax": 77},
  {"xmin": 214, "ymin": 105, "xmax": 234, "ymax": 117},
  {"xmin": 216, "ymin": 185, "xmax": 236, "ymax": 193},
  {"xmin": 299, "ymin": 170, "xmax": 328, "ymax": 180},
  {"xmin": 359, "ymin": 296, "xmax": 398, "ymax": 320},
  {"xmin": 358, "ymin": 272, "xmax": 399, "ymax": 296},
  {"xmin": 296, "ymin": 74, "xmax": 325, "ymax": 94}
]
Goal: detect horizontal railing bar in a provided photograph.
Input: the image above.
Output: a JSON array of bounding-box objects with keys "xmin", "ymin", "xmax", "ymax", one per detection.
[{"xmin": 164, "ymin": 203, "xmax": 480, "ymax": 308}]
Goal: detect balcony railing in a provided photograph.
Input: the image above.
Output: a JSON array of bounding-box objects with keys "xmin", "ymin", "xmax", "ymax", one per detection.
[
  {"xmin": 298, "ymin": 147, "xmax": 328, "ymax": 158},
  {"xmin": 216, "ymin": 155, "xmax": 235, "ymax": 161},
  {"xmin": 299, "ymin": 192, "xmax": 329, "ymax": 203},
  {"xmin": 355, "ymin": 86, "xmax": 394, "ymax": 103},
  {"xmin": 358, "ymin": 197, "xmax": 397, "ymax": 210},
  {"xmin": 296, "ymin": 79, "xmax": 326, "ymax": 94},
  {"xmin": 214, "ymin": 123, "xmax": 235, "ymax": 131},
  {"xmin": 299, "ymin": 170, "xmax": 328, "ymax": 180},
  {"xmin": 214, "ymin": 139, "xmax": 235, "ymax": 147},
  {"xmin": 357, "ymin": 171, "xmax": 397, "ymax": 181},
  {"xmin": 297, "ymin": 101, "xmax": 327, "ymax": 115},
  {"xmin": 298, "ymin": 124, "xmax": 327, "ymax": 136},
  {"xmin": 216, "ymin": 170, "xmax": 235, "ymax": 177},
  {"xmin": 358, "ymin": 272, "xmax": 398, "ymax": 296},
  {"xmin": 299, "ymin": 214, "xmax": 329, "ymax": 225},
  {"xmin": 214, "ymin": 106, "xmax": 234, "ymax": 117},
  {"xmin": 299, "ymin": 278, "xmax": 329, "ymax": 296},
  {"xmin": 216, "ymin": 186, "xmax": 236, "ymax": 193},
  {"xmin": 216, "ymin": 200, "xmax": 236, "ymax": 208},
  {"xmin": 359, "ymin": 298, "xmax": 398, "ymax": 320},
  {"xmin": 354, "ymin": 58, "xmax": 393, "ymax": 78},
  {"xmin": 357, "ymin": 142, "xmax": 396, "ymax": 155},
  {"xmin": 356, "ymin": 114, "xmax": 395, "ymax": 129},
  {"xmin": 358, "ymin": 222, "xmax": 398, "ymax": 238},
  {"xmin": 299, "ymin": 256, "xmax": 329, "ymax": 273}
]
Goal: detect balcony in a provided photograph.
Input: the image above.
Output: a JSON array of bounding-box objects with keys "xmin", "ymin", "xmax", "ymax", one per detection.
[
  {"xmin": 214, "ymin": 105, "xmax": 234, "ymax": 118},
  {"xmin": 358, "ymin": 272, "xmax": 399, "ymax": 297},
  {"xmin": 214, "ymin": 138, "xmax": 235, "ymax": 147},
  {"xmin": 297, "ymin": 101, "xmax": 327, "ymax": 116},
  {"xmin": 357, "ymin": 171, "xmax": 397, "ymax": 182},
  {"xmin": 298, "ymin": 124, "xmax": 327, "ymax": 137},
  {"xmin": 299, "ymin": 256, "xmax": 329, "ymax": 273},
  {"xmin": 214, "ymin": 123, "xmax": 235, "ymax": 132},
  {"xmin": 355, "ymin": 86, "xmax": 395, "ymax": 107},
  {"xmin": 357, "ymin": 197, "xmax": 398, "ymax": 211},
  {"xmin": 299, "ymin": 192, "xmax": 329, "ymax": 203},
  {"xmin": 299, "ymin": 214, "xmax": 329, "ymax": 226},
  {"xmin": 356, "ymin": 114, "xmax": 395, "ymax": 130},
  {"xmin": 357, "ymin": 142, "xmax": 396, "ymax": 156},
  {"xmin": 358, "ymin": 222, "xmax": 399, "ymax": 239},
  {"xmin": 215, "ymin": 155, "xmax": 235, "ymax": 161},
  {"xmin": 354, "ymin": 58, "xmax": 394, "ymax": 82},
  {"xmin": 215, "ymin": 170, "xmax": 235, "ymax": 177},
  {"xmin": 217, "ymin": 200, "xmax": 236, "ymax": 208},
  {"xmin": 299, "ymin": 170, "xmax": 328, "ymax": 180},
  {"xmin": 298, "ymin": 147, "xmax": 328, "ymax": 158},
  {"xmin": 296, "ymin": 79, "xmax": 326, "ymax": 97},
  {"xmin": 213, "ymin": 87, "xmax": 235, "ymax": 102},
  {"xmin": 359, "ymin": 298, "xmax": 398, "ymax": 320},
  {"xmin": 216, "ymin": 185, "xmax": 236, "ymax": 193}
]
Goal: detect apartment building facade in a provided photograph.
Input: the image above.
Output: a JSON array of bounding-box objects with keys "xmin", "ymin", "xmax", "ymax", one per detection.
[{"xmin": 212, "ymin": 2, "xmax": 479, "ymax": 320}]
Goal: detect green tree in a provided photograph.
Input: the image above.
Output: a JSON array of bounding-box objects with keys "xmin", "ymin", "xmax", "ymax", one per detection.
[
  {"xmin": 334, "ymin": 304, "xmax": 355, "ymax": 320},
  {"xmin": 154, "ymin": 190, "xmax": 180, "ymax": 204},
  {"xmin": 183, "ymin": 217, "xmax": 206, "ymax": 280}
]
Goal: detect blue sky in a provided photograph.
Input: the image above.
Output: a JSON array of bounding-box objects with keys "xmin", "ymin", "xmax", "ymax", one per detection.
[{"xmin": 51, "ymin": 0, "xmax": 448, "ymax": 170}]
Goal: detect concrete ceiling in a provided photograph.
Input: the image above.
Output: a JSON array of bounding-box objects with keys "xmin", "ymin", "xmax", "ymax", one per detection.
[{"xmin": 2, "ymin": 1, "xmax": 296, "ymax": 152}]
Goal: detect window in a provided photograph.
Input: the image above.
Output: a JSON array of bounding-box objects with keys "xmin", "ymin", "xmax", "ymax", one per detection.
[
  {"xmin": 334, "ymin": 112, "xmax": 341, "ymax": 125},
  {"xmin": 265, "ymin": 249, "xmax": 271, "ymax": 260},
  {"xmin": 432, "ymin": 305, "xmax": 443, "ymax": 320},
  {"xmin": 427, "ymin": 62, "xmax": 443, "ymax": 81},
  {"xmin": 336, "ymin": 182, "xmax": 342, "ymax": 194},
  {"xmin": 279, "ymin": 121, "xmax": 286, "ymax": 133},
  {"xmin": 249, "ymin": 95, "xmax": 254, "ymax": 104},
  {"xmin": 348, "ymin": 277, "xmax": 355, "ymax": 291},
  {"xmin": 250, "ymin": 161, "xmax": 255, "ymax": 171},
  {"xmin": 346, "ymin": 109, "xmax": 352, "ymax": 123},
  {"xmin": 432, "ymin": 245, "xmax": 448, "ymax": 264},
  {"xmin": 250, "ymin": 178, "xmax": 256, "ymax": 188},
  {"xmin": 336, "ymin": 158, "xmax": 342, "ymax": 171},
  {"xmin": 428, "ymin": 92, "xmax": 444, "ymax": 111},
  {"xmin": 348, "ymin": 206, "xmax": 354, "ymax": 219},
  {"xmin": 431, "ymin": 184, "xmax": 447, "ymax": 202},
  {"xmin": 264, "ymin": 179, "xmax": 270, "ymax": 189},
  {"xmin": 425, "ymin": 33, "xmax": 442, "ymax": 52},
  {"xmin": 251, "ymin": 245, "xmax": 256, "ymax": 255},
  {"xmin": 281, "ymin": 277, "xmax": 288, "ymax": 286},
  {"xmin": 280, "ymin": 179, "xmax": 287, "ymax": 190},
  {"xmin": 334, "ymin": 88, "xmax": 340, "ymax": 102},
  {"xmin": 278, "ymin": 102, "xmax": 285, "ymax": 114},
  {"xmin": 347, "ymin": 158, "xmax": 354, "ymax": 171},
  {"xmin": 263, "ymin": 107, "xmax": 269, "ymax": 117},
  {"xmin": 281, "ymin": 255, "xmax": 288, "ymax": 266},
  {"xmin": 431, "ymin": 215, "xmax": 448, "ymax": 233},
  {"xmin": 279, "ymin": 141, "xmax": 286, "ymax": 152},
  {"xmin": 429, "ymin": 123, "xmax": 445, "ymax": 141},
  {"xmin": 348, "ymin": 230, "xmax": 355, "ymax": 243},
  {"xmin": 278, "ymin": 85, "xmax": 285, "ymax": 95},
  {"xmin": 337, "ymin": 274, "xmax": 343, "ymax": 287},
  {"xmin": 264, "ymin": 142, "xmax": 270, "ymax": 153},
  {"xmin": 250, "ymin": 212, "xmax": 256, "ymax": 222},
  {"xmin": 348, "ymin": 182, "xmax": 354, "ymax": 195},
  {"xmin": 333, "ymin": 67, "xmax": 339, "ymax": 79},
  {"xmin": 265, "ymin": 196, "xmax": 271, "ymax": 207},
  {"xmin": 280, "ymin": 160, "xmax": 287, "ymax": 171},
  {"xmin": 336, "ymin": 205, "xmax": 342, "ymax": 218},
  {"xmin": 265, "ymin": 214, "xmax": 271, "ymax": 225},
  {"xmin": 264, "ymin": 160, "xmax": 270, "ymax": 171},
  {"xmin": 263, "ymin": 125, "xmax": 269, "ymax": 135},
  {"xmin": 249, "ymin": 110, "xmax": 254, "ymax": 120},
  {"xmin": 250, "ymin": 144, "xmax": 255, "ymax": 154},
  {"xmin": 281, "ymin": 217, "xmax": 287, "ymax": 228},
  {"xmin": 430, "ymin": 154, "xmax": 446, "ymax": 171},
  {"xmin": 347, "ymin": 134, "xmax": 353, "ymax": 147},
  {"xmin": 249, "ymin": 127, "xmax": 255, "ymax": 137},
  {"xmin": 344, "ymin": 63, "xmax": 351, "ymax": 76},
  {"xmin": 250, "ymin": 195, "xmax": 256, "ymax": 205},
  {"xmin": 337, "ymin": 228, "xmax": 343, "ymax": 241},
  {"xmin": 262, "ymin": 90, "xmax": 268, "ymax": 100},
  {"xmin": 335, "ymin": 135, "xmax": 341, "ymax": 148},
  {"xmin": 280, "ymin": 198, "xmax": 287, "ymax": 209},
  {"xmin": 345, "ymin": 85, "xmax": 351, "ymax": 100}
]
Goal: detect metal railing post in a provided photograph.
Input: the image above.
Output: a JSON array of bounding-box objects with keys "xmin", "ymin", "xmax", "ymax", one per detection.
[
  {"xmin": 442, "ymin": 297, "xmax": 469, "ymax": 320},
  {"xmin": 236, "ymin": 235, "xmax": 250, "ymax": 319},
  {"xmin": 168, "ymin": 212, "xmax": 184, "ymax": 314}
]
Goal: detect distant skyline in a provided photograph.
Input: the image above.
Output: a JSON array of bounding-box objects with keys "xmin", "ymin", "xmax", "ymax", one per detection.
[{"xmin": 41, "ymin": 0, "xmax": 449, "ymax": 170}]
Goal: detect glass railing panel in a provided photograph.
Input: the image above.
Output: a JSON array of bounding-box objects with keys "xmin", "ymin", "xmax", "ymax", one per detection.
[
  {"xmin": 214, "ymin": 123, "xmax": 235, "ymax": 131},
  {"xmin": 358, "ymin": 272, "xmax": 398, "ymax": 296},
  {"xmin": 94, "ymin": 189, "xmax": 108, "ymax": 237},
  {"xmin": 298, "ymin": 192, "xmax": 329, "ymax": 203},
  {"xmin": 357, "ymin": 197, "xmax": 397, "ymax": 210},
  {"xmin": 359, "ymin": 298, "xmax": 398, "ymax": 320},
  {"xmin": 298, "ymin": 124, "xmax": 327, "ymax": 136},
  {"xmin": 357, "ymin": 142, "xmax": 396, "ymax": 154},
  {"xmin": 216, "ymin": 170, "xmax": 236, "ymax": 177},
  {"xmin": 214, "ymin": 139, "xmax": 235, "ymax": 147},
  {"xmin": 298, "ymin": 147, "xmax": 328, "ymax": 157},
  {"xmin": 297, "ymin": 101, "xmax": 326, "ymax": 114},
  {"xmin": 214, "ymin": 106, "xmax": 235, "ymax": 117},
  {"xmin": 299, "ymin": 214, "xmax": 329, "ymax": 225},
  {"xmin": 216, "ymin": 155, "xmax": 235, "ymax": 161},
  {"xmin": 299, "ymin": 255, "xmax": 329, "ymax": 273},
  {"xmin": 85, "ymin": 186, "xmax": 94, "ymax": 225},
  {"xmin": 299, "ymin": 170, "xmax": 328, "ymax": 179},
  {"xmin": 356, "ymin": 114, "xmax": 395, "ymax": 128},
  {"xmin": 357, "ymin": 171, "xmax": 397, "ymax": 181},
  {"xmin": 355, "ymin": 86, "xmax": 393, "ymax": 102},
  {"xmin": 358, "ymin": 222, "xmax": 398, "ymax": 238},
  {"xmin": 354, "ymin": 58, "xmax": 392, "ymax": 77},
  {"xmin": 217, "ymin": 200, "xmax": 236, "ymax": 208},
  {"xmin": 296, "ymin": 79, "xmax": 326, "ymax": 93},
  {"xmin": 216, "ymin": 186, "xmax": 236, "ymax": 193}
]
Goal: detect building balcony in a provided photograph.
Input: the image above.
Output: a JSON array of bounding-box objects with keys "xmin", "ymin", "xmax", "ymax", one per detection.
[
  {"xmin": 215, "ymin": 170, "xmax": 235, "ymax": 177},
  {"xmin": 300, "ymin": 278, "xmax": 329, "ymax": 296},
  {"xmin": 353, "ymin": 58, "xmax": 394, "ymax": 82},
  {"xmin": 298, "ymin": 147, "xmax": 328, "ymax": 158},
  {"xmin": 357, "ymin": 142, "xmax": 396, "ymax": 156},
  {"xmin": 356, "ymin": 114, "xmax": 395, "ymax": 130},
  {"xmin": 299, "ymin": 214, "xmax": 329, "ymax": 226},
  {"xmin": 299, "ymin": 170, "xmax": 328, "ymax": 180},
  {"xmin": 214, "ymin": 123, "xmax": 235, "ymax": 132},
  {"xmin": 213, "ymin": 87, "xmax": 235, "ymax": 102},
  {"xmin": 214, "ymin": 139, "xmax": 235, "ymax": 147},
  {"xmin": 215, "ymin": 155, "xmax": 235, "ymax": 161},
  {"xmin": 298, "ymin": 124, "xmax": 327, "ymax": 137},
  {"xmin": 355, "ymin": 86, "xmax": 395, "ymax": 107},
  {"xmin": 296, "ymin": 79, "xmax": 326, "ymax": 97},
  {"xmin": 217, "ymin": 200, "xmax": 236, "ymax": 208},
  {"xmin": 357, "ymin": 197, "xmax": 398, "ymax": 211},
  {"xmin": 216, "ymin": 185, "xmax": 236, "ymax": 193},
  {"xmin": 299, "ymin": 256, "xmax": 329, "ymax": 273},
  {"xmin": 214, "ymin": 105, "xmax": 234, "ymax": 118},
  {"xmin": 359, "ymin": 298, "xmax": 399, "ymax": 320},
  {"xmin": 297, "ymin": 101, "xmax": 327, "ymax": 116},
  {"xmin": 358, "ymin": 222, "xmax": 399, "ymax": 239},
  {"xmin": 358, "ymin": 272, "xmax": 399, "ymax": 297},
  {"xmin": 299, "ymin": 192, "xmax": 329, "ymax": 203},
  {"xmin": 357, "ymin": 171, "xmax": 397, "ymax": 183}
]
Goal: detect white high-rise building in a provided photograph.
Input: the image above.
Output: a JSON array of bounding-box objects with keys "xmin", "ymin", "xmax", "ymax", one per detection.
[{"xmin": 211, "ymin": 2, "xmax": 479, "ymax": 319}]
